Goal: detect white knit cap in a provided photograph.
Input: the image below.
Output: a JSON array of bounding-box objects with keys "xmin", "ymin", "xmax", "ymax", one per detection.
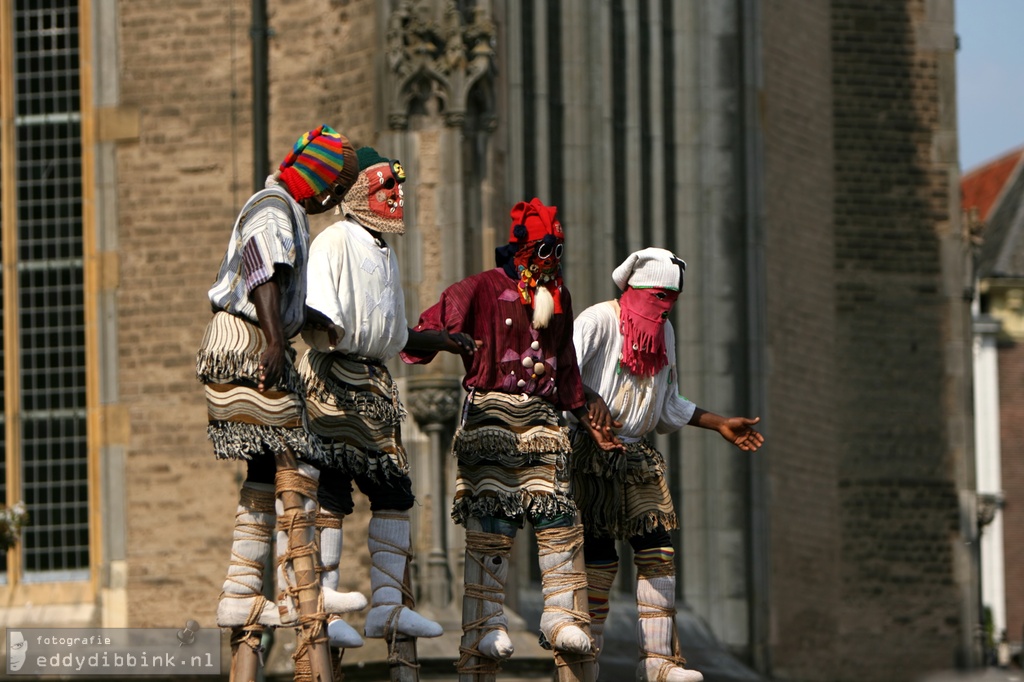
[{"xmin": 612, "ymin": 247, "xmax": 686, "ymax": 291}]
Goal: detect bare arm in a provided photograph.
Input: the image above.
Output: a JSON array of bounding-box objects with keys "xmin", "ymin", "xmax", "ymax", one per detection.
[
  {"xmin": 251, "ymin": 274, "xmax": 286, "ymax": 392},
  {"xmin": 404, "ymin": 328, "xmax": 481, "ymax": 355},
  {"xmin": 304, "ymin": 305, "xmax": 342, "ymax": 349},
  {"xmin": 688, "ymin": 407, "xmax": 764, "ymax": 452}
]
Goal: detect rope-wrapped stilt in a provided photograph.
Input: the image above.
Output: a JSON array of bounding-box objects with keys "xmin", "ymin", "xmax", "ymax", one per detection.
[
  {"xmin": 275, "ymin": 449, "xmax": 333, "ymax": 682},
  {"xmin": 536, "ymin": 524, "xmax": 595, "ymax": 682},
  {"xmin": 458, "ymin": 527, "xmax": 515, "ymax": 681}
]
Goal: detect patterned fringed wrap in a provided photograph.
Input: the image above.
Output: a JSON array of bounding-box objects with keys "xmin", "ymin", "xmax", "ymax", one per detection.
[
  {"xmin": 570, "ymin": 430, "xmax": 677, "ymax": 539},
  {"xmin": 197, "ymin": 312, "xmax": 323, "ymax": 462},
  {"xmin": 451, "ymin": 391, "xmax": 576, "ymax": 526},
  {"xmin": 297, "ymin": 350, "xmax": 410, "ymax": 481}
]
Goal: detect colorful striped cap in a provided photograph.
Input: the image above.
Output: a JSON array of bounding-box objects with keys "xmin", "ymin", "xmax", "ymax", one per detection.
[{"xmin": 278, "ymin": 125, "xmax": 355, "ymax": 202}]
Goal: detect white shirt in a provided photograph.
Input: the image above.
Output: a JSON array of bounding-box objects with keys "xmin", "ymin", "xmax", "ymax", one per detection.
[
  {"xmin": 572, "ymin": 300, "xmax": 696, "ymax": 439},
  {"xmin": 302, "ymin": 219, "xmax": 409, "ymax": 361},
  {"xmin": 207, "ymin": 185, "xmax": 310, "ymax": 338}
]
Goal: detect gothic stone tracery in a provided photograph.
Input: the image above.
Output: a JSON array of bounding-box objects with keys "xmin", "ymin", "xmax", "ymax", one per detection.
[{"xmin": 386, "ymin": 0, "xmax": 496, "ymax": 129}]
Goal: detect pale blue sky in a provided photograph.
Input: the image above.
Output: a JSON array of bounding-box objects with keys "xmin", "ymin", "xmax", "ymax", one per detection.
[{"xmin": 956, "ymin": 0, "xmax": 1024, "ymax": 172}]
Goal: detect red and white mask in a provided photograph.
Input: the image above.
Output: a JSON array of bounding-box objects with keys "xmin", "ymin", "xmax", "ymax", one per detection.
[
  {"xmin": 345, "ymin": 159, "xmax": 407, "ymax": 234},
  {"xmin": 367, "ymin": 160, "xmax": 405, "ymax": 220}
]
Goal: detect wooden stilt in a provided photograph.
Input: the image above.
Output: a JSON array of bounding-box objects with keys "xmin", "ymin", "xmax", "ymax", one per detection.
[
  {"xmin": 387, "ymin": 563, "xmax": 420, "ymax": 682},
  {"xmin": 229, "ymin": 626, "xmax": 262, "ymax": 682},
  {"xmin": 275, "ymin": 447, "xmax": 334, "ymax": 682},
  {"xmin": 458, "ymin": 518, "xmax": 500, "ymax": 682},
  {"xmin": 552, "ymin": 520, "xmax": 596, "ymax": 682},
  {"xmin": 552, "ymin": 650, "xmax": 596, "ymax": 682},
  {"xmin": 332, "ymin": 647, "xmax": 346, "ymax": 682}
]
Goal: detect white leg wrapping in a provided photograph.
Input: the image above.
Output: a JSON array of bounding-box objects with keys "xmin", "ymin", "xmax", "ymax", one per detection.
[
  {"xmin": 363, "ymin": 509, "xmax": 443, "ymax": 639},
  {"xmin": 635, "ymin": 549, "xmax": 703, "ymax": 682},
  {"xmin": 461, "ymin": 528, "xmax": 515, "ymax": 663},
  {"xmin": 317, "ymin": 511, "xmax": 367, "ymax": 648},
  {"xmin": 217, "ymin": 482, "xmax": 281, "ymax": 628},
  {"xmin": 536, "ymin": 525, "xmax": 591, "ymax": 654}
]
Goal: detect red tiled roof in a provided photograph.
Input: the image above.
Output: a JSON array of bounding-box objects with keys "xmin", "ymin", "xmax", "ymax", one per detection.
[{"xmin": 962, "ymin": 147, "xmax": 1024, "ymax": 222}]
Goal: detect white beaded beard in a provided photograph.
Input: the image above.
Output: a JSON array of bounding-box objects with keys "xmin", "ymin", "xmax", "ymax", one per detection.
[{"xmin": 532, "ymin": 285, "xmax": 555, "ymax": 330}]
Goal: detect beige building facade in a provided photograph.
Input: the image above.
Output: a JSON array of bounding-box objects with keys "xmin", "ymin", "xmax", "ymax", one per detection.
[{"xmin": 0, "ymin": 1, "xmax": 977, "ymax": 680}]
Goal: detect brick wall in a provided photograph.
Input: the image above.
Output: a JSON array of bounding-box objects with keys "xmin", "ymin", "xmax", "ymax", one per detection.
[
  {"xmin": 115, "ymin": 0, "xmax": 376, "ymax": 627},
  {"xmin": 830, "ymin": 0, "xmax": 965, "ymax": 677},
  {"xmin": 760, "ymin": 1, "xmax": 841, "ymax": 677}
]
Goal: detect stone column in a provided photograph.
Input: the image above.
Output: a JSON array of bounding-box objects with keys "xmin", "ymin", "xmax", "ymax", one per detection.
[{"xmin": 405, "ymin": 375, "xmax": 463, "ymax": 614}]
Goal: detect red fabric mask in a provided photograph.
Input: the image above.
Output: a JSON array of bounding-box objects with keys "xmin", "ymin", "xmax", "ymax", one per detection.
[{"xmin": 618, "ymin": 287, "xmax": 679, "ymax": 376}]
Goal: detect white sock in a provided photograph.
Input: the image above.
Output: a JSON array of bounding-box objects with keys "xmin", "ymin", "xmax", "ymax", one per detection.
[
  {"xmin": 327, "ymin": 616, "xmax": 364, "ymax": 649},
  {"xmin": 364, "ymin": 510, "xmax": 442, "ymax": 639},
  {"xmin": 463, "ymin": 530, "xmax": 515, "ymax": 660},
  {"xmin": 217, "ymin": 482, "xmax": 280, "ymax": 627},
  {"xmin": 536, "ymin": 526, "xmax": 591, "ymax": 654},
  {"xmin": 477, "ymin": 551, "xmax": 514, "ymax": 659},
  {"xmin": 317, "ymin": 511, "xmax": 366, "ymax": 647}
]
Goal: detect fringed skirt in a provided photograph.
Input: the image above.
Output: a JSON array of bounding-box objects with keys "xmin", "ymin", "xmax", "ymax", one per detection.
[
  {"xmin": 296, "ymin": 349, "xmax": 409, "ymax": 482},
  {"xmin": 196, "ymin": 312, "xmax": 321, "ymax": 462},
  {"xmin": 570, "ymin": 430, "xmax": 677, "ymax": 539},
  {"xmin": 450, "ymin": 390, "xmax": 575, "ymax": 526}
]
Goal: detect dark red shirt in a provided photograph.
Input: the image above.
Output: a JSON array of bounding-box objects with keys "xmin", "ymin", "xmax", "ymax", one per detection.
[{"xmin": 401, "ymin": 268, "xmax": 586, "ymax": 412}]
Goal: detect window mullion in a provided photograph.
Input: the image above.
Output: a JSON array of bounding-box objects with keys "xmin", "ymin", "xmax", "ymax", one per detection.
[{"xmin": 0, "ymin": 0, "xmax": 24, "ymax": 587}]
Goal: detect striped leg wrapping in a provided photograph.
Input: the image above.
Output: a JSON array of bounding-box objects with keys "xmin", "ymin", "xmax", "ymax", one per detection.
[
  {"xmin": 585, "ymin": 559, "xmax": 618, "ymax": 657},
  {"xmin": 635, "ymin": 548, "xmax": 702, "ymax": 682}
]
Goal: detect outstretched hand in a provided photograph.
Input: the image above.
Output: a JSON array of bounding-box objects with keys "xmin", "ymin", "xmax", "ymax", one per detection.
[{"xmin": 718, "ymin": 416, "xmax": 764, "ymax": 452}]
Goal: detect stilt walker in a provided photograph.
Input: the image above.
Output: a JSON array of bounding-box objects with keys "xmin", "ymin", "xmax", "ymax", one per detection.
[
  {"xmin": 296, "ymin": 147, "xmax": 478, "ymax": 681},
  {"xmin": 402, "ymin": 198, "xmax": 619, "ymax": 681},
  {"xmin": 569, "ymin": 248, "xmax": 765, "ymax": 682},
  {"xmin": 197, "ymin": 125, "xmax": 359, "ymax": 682}
]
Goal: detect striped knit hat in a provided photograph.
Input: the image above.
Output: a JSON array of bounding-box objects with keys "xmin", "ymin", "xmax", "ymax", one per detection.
[
  {"xmin": 278, "ymin": 125, "xmax": 358, "ymax": 202},
  {"xmin": 612, "ymin": 247, "xmax": 687, "ymax": 291}
]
